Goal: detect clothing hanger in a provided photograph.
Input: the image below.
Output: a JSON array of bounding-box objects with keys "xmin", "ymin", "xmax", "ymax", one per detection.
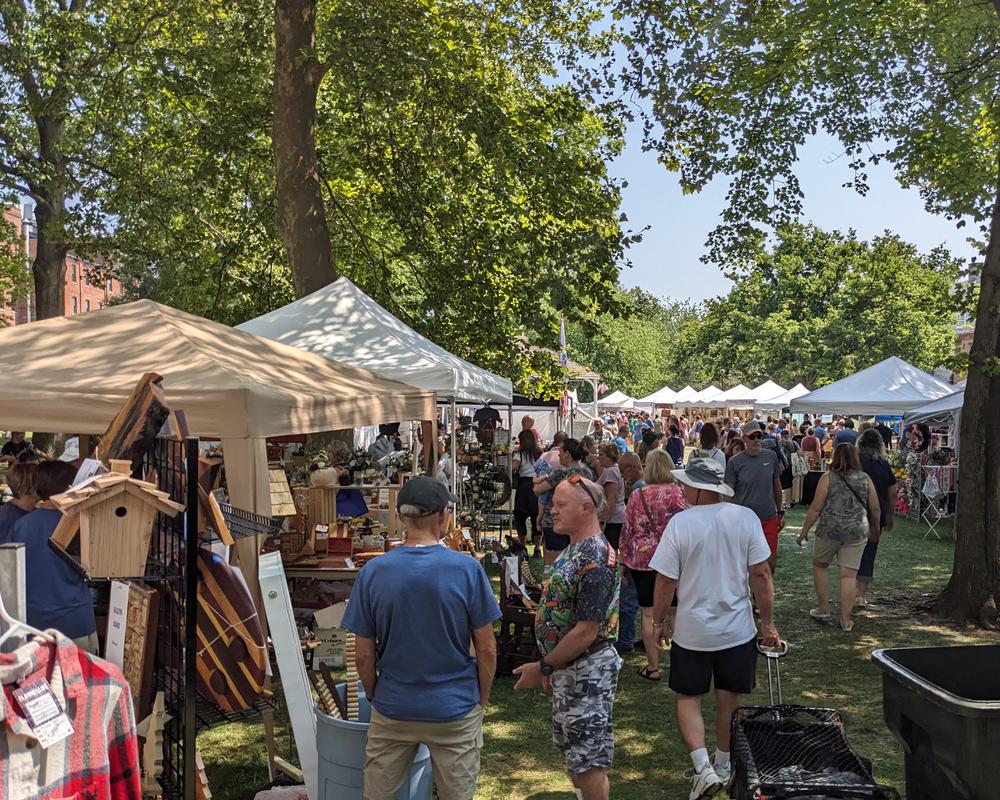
[{"xmin": 0, "ymin": 584, "xmax": 53, "ymax": 649}]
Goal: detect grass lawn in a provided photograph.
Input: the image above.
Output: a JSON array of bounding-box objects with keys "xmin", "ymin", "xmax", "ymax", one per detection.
[{"xmin": 201, "ymin": 507, "xmax": 989, "ymax": 799}]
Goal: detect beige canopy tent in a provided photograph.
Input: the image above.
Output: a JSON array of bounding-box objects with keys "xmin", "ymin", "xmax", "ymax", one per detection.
[{"xmin": 0, "ymin": 300, "xmax": 436, "ymax": 515}]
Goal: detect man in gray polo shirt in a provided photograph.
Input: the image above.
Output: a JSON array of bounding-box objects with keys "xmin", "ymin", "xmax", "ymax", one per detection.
[{"xmin": 724, "ymin": 420, "xmax": 784, "ymax": 573}]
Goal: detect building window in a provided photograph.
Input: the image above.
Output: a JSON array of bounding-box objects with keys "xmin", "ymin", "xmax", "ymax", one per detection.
[
  {"xmin": 71, "ymin": 297, "xmax": 78, "ymax": 314},
  {"xmin": 84, "ymin": 299, "xmax": 90, "ymax": 312},
  {"xmin": 70, "ymin": 263, "xmax": 77, "ymax": 282},
  {"xmin": 107, "ymin": 278, "xmax": 113, "ymax": 292},
  {"xmin": 82, "ymin": 271, "xmax": 87, "ymax": 286}
]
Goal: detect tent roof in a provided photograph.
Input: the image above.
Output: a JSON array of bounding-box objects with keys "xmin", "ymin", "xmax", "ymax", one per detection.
[
  {"xmin": 673, "ymin": 385, "xmax": 698, "ymax": 402},
  {"xmin": 0, "ymin": 300, "xmax": 435, "ymax": 438},
  {"xmin": 238, "ymin": 277, "xmax": 512, "ymax": 403},
  {"xmin": 750, "ymin": 380, "xmax": 787, "ymax": 402},
  {"xmin": 791, "ymin": 357, "xmax": 953, "ymax": 415},
  {"xmin": 905, "ymin": 388, "xmax": 965, "ymax": 423},
  {"xmin": 598, "ymin": 391, "xmax": 634, "ymax": 408},
  {"xmin": 637, "ymin": 385, "xmax": 677, "ymax": 404},
  {"xmin": 755, "ymin": 382, "xmax": 810, "ymax": 409}
]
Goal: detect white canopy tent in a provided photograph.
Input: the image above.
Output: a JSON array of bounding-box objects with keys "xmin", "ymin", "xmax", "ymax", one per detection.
[
  {"xmin": 238, "ymin": 277, "xmax": 512, "ymax": 403},
  {"xmin": 0, "ymin": 300, "xmax": 436, "ymax": 515},
  {"xmin": 598, "ymin": 391, "xmax": 635, "ymax": 409},
  {"xmin": 751, "ymin": 380, "xmax": 787, "ymax": 403},
  {"xmin": 673, "ymin": 385, "xmax": 698, "ymax": 403},
  {"xmin": 791, "ymin": 357, "xmax": 953, "ymax": 416},
  {"xmin": 905, "ymin": 388, "xmax": 965, "ymax": 424},
  {"xmin": 755, "ymin": 382, "xmax": 811, "ymax": 411},
  {"xmin": 638, "ymin": 385, "xmax": 678, "ymax": 405},
  {"xmin": 705, "ymin": 383, "xmax": 755, "ymax": 408}
]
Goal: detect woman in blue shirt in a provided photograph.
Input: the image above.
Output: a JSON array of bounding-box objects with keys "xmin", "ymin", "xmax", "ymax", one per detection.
[
  {"xmin": 664, "ymin": 424, "xmax": 685, "ymax": 466},
  {"xmin": 8, "ymin": 459, "xmax": 97, "ymax": 652}
]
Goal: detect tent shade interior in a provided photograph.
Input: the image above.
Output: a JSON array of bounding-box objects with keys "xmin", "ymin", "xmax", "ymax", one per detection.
[
  {"xmin": 238, "ymin": 276, "xmax": 512, "ymax": 403},
  {"xmin": 791, "ymin": 356, "xmax": 953, "ymax": 416}
]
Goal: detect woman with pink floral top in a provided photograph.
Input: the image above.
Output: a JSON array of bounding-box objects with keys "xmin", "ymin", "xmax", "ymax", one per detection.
[{"xmin": 619, "ymin": 448, "xmax": 687, "ymax": 680}]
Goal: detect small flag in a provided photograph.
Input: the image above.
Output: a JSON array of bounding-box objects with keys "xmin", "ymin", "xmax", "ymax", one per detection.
[{"xmin": 559, "ymin": 317, "xmax": 568, "ymax": 367}]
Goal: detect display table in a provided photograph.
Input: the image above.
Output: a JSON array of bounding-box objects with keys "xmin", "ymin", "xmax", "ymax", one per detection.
[{"xmin": 284, "ymin": 566, "xmax": 361, "ymax": 581}]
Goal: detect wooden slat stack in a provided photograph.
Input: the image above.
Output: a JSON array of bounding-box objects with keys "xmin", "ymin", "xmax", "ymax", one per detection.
[{"xmin": 345, "ymin": 633, "xmax": 359, "ymax": 721}]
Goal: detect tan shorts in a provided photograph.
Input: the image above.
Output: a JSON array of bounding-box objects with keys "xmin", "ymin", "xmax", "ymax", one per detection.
[
  {"xmin": 813, "ymin": 535, "xmax": 867, "ymax": 571},
  {"xmin": 364, "ymin": 705, "xmax": 484, "ymax": 800}
]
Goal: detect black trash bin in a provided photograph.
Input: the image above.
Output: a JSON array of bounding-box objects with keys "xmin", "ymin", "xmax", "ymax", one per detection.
[{"xmin": 872, "ymin": 645, "xmax": 1000, "ymax": 800}]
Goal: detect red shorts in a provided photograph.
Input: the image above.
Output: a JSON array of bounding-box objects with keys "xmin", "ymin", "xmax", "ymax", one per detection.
[{"xmin": 761, "ymin": 517, "xmax": 781, "ymax": 557}]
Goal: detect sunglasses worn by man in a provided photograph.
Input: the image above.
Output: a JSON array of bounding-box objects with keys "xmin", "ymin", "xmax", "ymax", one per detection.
[{"xmin": 567, "ymin": 472, "xmax": 603, "ymax": 509}]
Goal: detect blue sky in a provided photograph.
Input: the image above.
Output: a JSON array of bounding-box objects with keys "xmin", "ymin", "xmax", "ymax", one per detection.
[{"xmin": 611, "ymin": 128, "xmax": 976, "ymax": 304}]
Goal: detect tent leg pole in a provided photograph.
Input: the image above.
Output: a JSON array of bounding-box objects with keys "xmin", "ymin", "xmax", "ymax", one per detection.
[{"xmin": 451, "ymin": 399, "xmax": 458, "ymax": 525}]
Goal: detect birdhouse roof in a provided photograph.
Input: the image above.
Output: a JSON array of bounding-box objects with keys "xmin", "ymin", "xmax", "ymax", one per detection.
[{"xmin": 51, "ymin": 472, "xmax": 185, "ymax": 517}]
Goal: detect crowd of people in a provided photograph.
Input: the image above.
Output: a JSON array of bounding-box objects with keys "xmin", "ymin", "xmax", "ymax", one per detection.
[{"xmin": 346, "ymin": 408, "xmax": 916, "ymax": 800}]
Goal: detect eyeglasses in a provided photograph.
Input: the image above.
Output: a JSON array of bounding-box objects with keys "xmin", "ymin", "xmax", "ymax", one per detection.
[{"xmin": 566, "ymin": 472, "xmax": 603, "ymax": 508}]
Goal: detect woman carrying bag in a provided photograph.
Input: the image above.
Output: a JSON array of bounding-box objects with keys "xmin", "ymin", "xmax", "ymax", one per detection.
[{"xmin": 796, "ymin": 443, "xmax": 880, "ymax": 632}]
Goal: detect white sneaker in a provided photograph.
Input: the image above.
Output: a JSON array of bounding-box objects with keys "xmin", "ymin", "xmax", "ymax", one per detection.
[
  {"xmin": 712, "ymin": 759, "xmax": 732, "ymax": 792},
  {"xmin": 683, "ymin": 765, "xmax": 723, "ymax": 799}
]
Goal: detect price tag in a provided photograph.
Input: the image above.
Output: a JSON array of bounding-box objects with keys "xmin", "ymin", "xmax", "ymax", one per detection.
[
  {"xmin": 344, "ymin": 557, "xmax": 355, "ymax": 569},
  {"xmin": 11, "ymin": 680, "xmax": 73, "ymax": 749}
]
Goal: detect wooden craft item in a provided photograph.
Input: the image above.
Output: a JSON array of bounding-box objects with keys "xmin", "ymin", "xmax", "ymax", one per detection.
[
  {"xmin": 121, "ymin": 583, "xmax": 159, "ymax": 720},
  {"xmin": 194, "ymin": 751, "xmax": 212, "ymax": 800},
  {"xmin": 309, "ymin": 671, "xmax": 341, "ymax": 719},
  {"xmin": 306, "ymin": 486, "xmax": 339, "ymax": 530},
  {"xmin": 312, "ymin": 524, "xmax": 330, "ymax": 556},
  {"xmin": 345, "ymin": 633, "xmax": 359, "ymax": 721},
  {"xmin": 196, "ymin": 548, "xmax": 268, "ymax": 711},
  {"xmin": 97, "ymin": 372, "xmax": 170, "ymax": 473},
  {"xmin": 319, "ymin": 663, "xmax": 349, "ymax": 718},
  {"xmin": 140, "ymin": 691, "xmax": 166, "ymax": 796},
  {"xmin": 49, "ymin": 473, "xmax": 184, "ymax": 579},
  {"xmin": 198, "ymin": 485, "xmax": 234, "ymax": 545},
  {"xmin": 269, "ymin": 468, "xmax": 297, "ymax": 517}
]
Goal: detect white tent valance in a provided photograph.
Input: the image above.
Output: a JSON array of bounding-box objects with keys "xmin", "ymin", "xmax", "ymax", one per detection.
[
  {"xmin": 791, "ymin": 357, "xmax": 953, "ymax": 416},
  {"xmin": 238, "ymin": 277, "xmax": 512, "ymax": 403}
]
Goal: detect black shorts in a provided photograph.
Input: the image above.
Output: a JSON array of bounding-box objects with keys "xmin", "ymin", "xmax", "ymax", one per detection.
[
  {"xmin": 668, "ymin": 637, "xmax": 757, "ymax": 696},
  {"xmin": 630, "ymin": 569, "xmax": 658, "ymax": 607},
  {"xmin": 543, "ymin": 527, "xmax": 570, "ymax": 552}
]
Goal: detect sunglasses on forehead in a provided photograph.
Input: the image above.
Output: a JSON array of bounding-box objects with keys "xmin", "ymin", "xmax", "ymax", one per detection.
[{"xmin": 567, "ymin": 472, "xmax": 602, "ymax": 507}]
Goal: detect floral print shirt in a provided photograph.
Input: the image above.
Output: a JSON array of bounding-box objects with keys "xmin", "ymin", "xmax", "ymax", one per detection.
[{"xmin": 620, "ymin": 483, "xmax": 687, "ymax": 571}]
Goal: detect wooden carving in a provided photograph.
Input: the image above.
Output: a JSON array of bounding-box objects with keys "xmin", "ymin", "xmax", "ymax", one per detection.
[
  {"xmin": 195, "ymin": 548, "xmax": 268, "ymax": 711},
  {"xmin": 309, "ymin": 671, "xmax": 341, "ymax": 719},
  {"xmin": 319, "ymin": 663, "xmax": 348, "ymax": 718},
  {"xmin": 122, "ymin": 583, "xmax": 159, "ymax": 720},
  {"xmin": 194, "ymin": 751, "xmax": 212, "ymax": 800},
  {"xmin": 97, "ymin": 372, "xmax": 170, "ymax": 474},
  {"xmin": 140, "ymin": 692, "xmax": 166, "ymax": 796}
]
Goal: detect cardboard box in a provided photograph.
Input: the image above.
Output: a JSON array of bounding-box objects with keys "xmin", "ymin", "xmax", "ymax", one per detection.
[{"xmin": 313, "ymin": 627, "xmax": 347, "ymax": 668}]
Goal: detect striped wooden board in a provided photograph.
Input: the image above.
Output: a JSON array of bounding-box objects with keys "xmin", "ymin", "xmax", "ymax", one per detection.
[
  {"xmin": 345, "ymin": 633, "xmax": 359, "ymax": 721},
  {"xmin": 196, "ymin": 548, "xmax": 268, "ymax": 711}
]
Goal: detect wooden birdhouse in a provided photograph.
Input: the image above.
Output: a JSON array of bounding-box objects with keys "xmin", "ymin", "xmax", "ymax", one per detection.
[{"xmin": 50, "ymin": 464, "xmax": 184, "ymax": 579}]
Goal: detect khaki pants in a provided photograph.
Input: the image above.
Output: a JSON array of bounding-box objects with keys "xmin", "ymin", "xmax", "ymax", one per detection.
[{"xmin": 364, "ymin": 706, "xmax": 484, "ymax": 800}]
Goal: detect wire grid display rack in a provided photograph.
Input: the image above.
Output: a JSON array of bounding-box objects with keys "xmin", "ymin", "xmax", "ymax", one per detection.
[
  {"xmin": 732, "ymin": 705, "xmax": 900, "ymax": 799},
  {"xmin": 142, "ymin": 436, "xmax": 199, "ymax": 800}
]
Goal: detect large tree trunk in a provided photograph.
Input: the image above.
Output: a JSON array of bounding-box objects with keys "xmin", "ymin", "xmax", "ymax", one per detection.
[
  {"xmin": 31, "ymin": 116, "xmax": 69, "ymax": 320},
  {"xmin": 272, "ymin": 0, "xmax": 338, "ymax": 298},
  {"xmin": 936, "ymin": 172, "xmax": 1000, "ymax": 622}
]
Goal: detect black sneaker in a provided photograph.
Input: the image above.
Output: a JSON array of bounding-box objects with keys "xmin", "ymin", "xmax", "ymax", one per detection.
[{"xmin": 614, "ymin": 642, "xmax": 634, "ymax": 655}]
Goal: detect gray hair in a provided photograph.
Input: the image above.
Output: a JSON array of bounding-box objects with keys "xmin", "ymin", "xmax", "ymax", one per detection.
[{"xmin": 857, "ymin": 429, "xmax": 887, "ymax": 461}]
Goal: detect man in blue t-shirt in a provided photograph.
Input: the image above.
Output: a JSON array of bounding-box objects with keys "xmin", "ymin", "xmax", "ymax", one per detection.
[
  {"xmin": 342, "ymin": 477, "xmax": 501, "ymax": 800},
  {"xmin": 833, "ymin": 418, "xmax": 860, "ymax": 447}
]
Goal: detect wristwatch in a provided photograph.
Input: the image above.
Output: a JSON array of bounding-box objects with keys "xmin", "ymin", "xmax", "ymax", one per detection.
[{"xmin": 538, "ymin": 656, "xmax": 555, "ymax": 676}]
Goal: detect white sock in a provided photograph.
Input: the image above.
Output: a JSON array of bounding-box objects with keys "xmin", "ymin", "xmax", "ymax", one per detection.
[
  {"xmin": 690, "ymin": 747, "xmax": 711, "ymax": 772},
  {"xmin": 714, "ymin": 749, "xmax": 730, "ymax": 769}
]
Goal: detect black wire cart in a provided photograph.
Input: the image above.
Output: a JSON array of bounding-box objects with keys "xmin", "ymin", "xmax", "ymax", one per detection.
[{"xmin": 732, "ymin": 641, "xmax": 899, "ymax": 800}]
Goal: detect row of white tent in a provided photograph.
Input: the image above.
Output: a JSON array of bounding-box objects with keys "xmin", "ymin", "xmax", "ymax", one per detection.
[
  {"xmin": 600, "ymin": 381, "xmax": 810, "ymax": 412},
  {"xmin": 600, "ymin": 357, "xmax": 963, "ymax": 419}
]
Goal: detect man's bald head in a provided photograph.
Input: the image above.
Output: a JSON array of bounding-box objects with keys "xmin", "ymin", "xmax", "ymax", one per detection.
[{"xmin": 551, "ymin": 477, "xmax": 605, "ymax": 538}]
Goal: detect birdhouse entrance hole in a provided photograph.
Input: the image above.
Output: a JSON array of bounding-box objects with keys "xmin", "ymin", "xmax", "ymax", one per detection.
[{"xmin": 115, "ymin": 506, "xmax": 128, "ymax": 518}]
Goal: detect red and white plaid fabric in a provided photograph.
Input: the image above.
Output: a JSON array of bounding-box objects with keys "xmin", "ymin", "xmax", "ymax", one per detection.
[{"xmin": 0, "ymin": 632, "xmax": 141, "ymax": 800}]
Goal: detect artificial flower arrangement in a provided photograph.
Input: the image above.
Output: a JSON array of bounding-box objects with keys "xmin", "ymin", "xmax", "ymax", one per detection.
[{"xmin": 347, "ymin": 448, "xmax": 373, "ymax": 474}]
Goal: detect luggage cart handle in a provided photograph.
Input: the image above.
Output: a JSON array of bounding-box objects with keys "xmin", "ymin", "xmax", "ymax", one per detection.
[
  {"xmin": 756, "ymin": 639, "xmax": 789, "ymax": 659},
  {"xmin": 757, "ymin": 639, "xmax": 788, "ymax": 705}
]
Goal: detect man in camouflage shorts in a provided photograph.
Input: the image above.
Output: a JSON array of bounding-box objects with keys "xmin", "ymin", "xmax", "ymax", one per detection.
[{"xmin": 514, "ymin": 475, "xmax": 622, "ymax": 800}]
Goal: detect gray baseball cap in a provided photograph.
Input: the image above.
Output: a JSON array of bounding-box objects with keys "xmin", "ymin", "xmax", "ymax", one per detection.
[
  {"xmin": 670, "ymin": 458, "xmax": 735, "ymax": 497},
  {"xmin": 396, "ymin": 476, "xmax": 459, "ymax": 513}
]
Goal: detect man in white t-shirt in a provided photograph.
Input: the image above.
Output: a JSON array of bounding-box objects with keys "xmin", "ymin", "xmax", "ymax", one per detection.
[{"xmin": 649, "ymin": 458, "xmax": 780, "ymax": 800}]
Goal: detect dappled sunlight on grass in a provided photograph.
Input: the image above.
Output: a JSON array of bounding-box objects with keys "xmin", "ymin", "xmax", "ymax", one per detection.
[{"xmin": 202, "ymin": 507, "xmax": 999, "ymax": 799}]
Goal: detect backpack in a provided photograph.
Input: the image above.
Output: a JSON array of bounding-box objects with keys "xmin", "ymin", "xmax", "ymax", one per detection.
[{"xmin": 764, "ymin": 435, "xmax": 790, "ymax": 471}]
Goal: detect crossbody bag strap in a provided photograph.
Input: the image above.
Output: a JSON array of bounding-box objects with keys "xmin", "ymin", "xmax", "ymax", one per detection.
[
  {"xmin": 838, "ymin": 472, "xmax": 869, "ymax": 513},
  {"xmin": 638, "ymin": 487, "xmax": 655, "ymax": 526}
]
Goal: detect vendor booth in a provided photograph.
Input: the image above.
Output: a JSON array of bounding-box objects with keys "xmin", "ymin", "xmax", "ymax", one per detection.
[
  {"xmin": 791, "ymin": 356, "xmax": 953, "ymax": 416},
  {"xmin": 0, "ymin": 299, "xmax": 436, "ymax": 516}
]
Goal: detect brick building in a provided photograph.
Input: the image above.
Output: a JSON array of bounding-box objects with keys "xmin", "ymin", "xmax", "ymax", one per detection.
[{"xmin": 2, "ymin": 203, "xmax": 123, "ymax": 324}]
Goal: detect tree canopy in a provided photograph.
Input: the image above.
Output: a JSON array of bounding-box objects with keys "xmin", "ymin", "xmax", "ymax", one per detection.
[{"xmin": 672, "ymin": 225, "xmax": 966, "ymax": 389}]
